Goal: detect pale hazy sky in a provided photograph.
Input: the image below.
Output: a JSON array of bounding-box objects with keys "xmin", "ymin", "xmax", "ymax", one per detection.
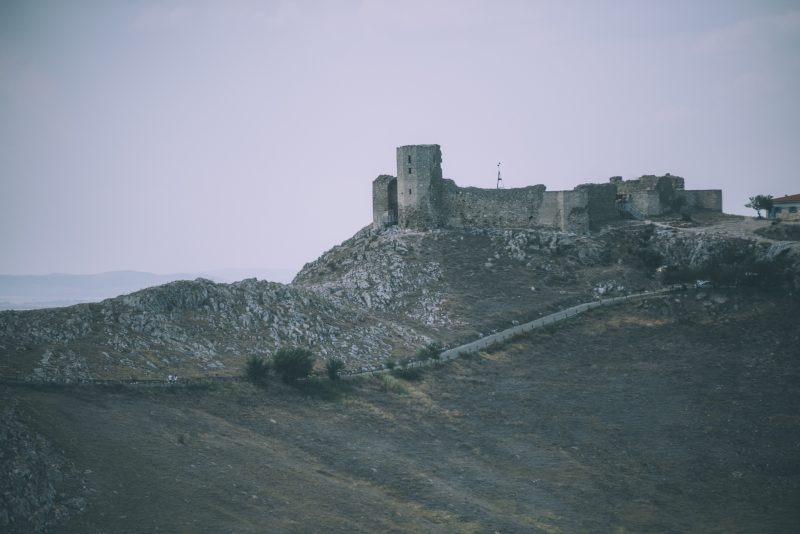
[{"xmin": 1, "ymin": 0, "xmax": 798, "ymax": 276}]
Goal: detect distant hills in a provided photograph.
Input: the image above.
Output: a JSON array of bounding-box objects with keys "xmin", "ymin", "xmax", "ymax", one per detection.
[{"xmin": 0, "ymin": 268, "xmax": 297, "ymax": 310}]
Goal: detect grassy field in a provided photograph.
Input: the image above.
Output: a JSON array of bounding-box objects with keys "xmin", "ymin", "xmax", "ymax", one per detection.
[{"xmin": 3, "ymin": 289, "xmax": 799, "ymax": 533}]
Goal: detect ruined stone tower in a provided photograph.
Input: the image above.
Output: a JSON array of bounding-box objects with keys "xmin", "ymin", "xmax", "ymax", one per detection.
[{"xmin": 396, "ymin": 145, "xmax": 443, "ymax": 229}]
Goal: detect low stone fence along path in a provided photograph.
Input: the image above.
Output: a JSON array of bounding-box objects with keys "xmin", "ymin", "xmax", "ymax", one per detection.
[
  {"xmin": 341, "ymin": 286, "xmax": 681, "ymax": 379},
  {"xmin": 0, "ymin": 287, "xmax": 682, "ymax": 386}
]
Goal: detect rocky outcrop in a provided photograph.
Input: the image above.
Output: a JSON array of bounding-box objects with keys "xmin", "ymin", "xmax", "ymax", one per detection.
[
  {"xmin": 2, "ymin": 219, "xmax": 798, "ymax": 383},
  {"xmin": 293, "ymin": 226, "xmax": 611, "ymax": 326},
  {"xmin": 293, "ymin": 227, "xmax": 450, "ymax": 326},
  {"xmin": 643, "ymin": 224, "xmax": 800, "ymax": 288},
  {"xmin": 0, "ymin": 278, "xmax": 428, "ymax": 381}
]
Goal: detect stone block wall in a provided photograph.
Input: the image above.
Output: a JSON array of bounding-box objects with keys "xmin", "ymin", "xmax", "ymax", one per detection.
[
  {"xmin": 537, "ymin": 191, "xmax": 591, "ymax": 233},
  {"xmin": 630, "ymin": 190, "xmax": 666, "ymax": 216},
  {"xmin": 440, "ymin": 180, "xmax": 546, "ymax": 228},
  {"xmin": 372, "ymin": 175, "xmax": 397, "ymax": 228},
  {"xmin": 396, "ymin": 145, "xmax": 443, "ymax": 229},
  {"xmin": 576, "ymin": 183, "xmax": 618, "ymax": 230},
  {"xmin": 680, "ymin": 189, "xmax": 722, "ymax": 211},
  {"xmin": 372, "ymin": 145, "xmax": 722, "ymax": 232}
]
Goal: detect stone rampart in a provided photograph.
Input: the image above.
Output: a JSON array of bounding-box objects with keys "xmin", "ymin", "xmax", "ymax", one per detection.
[
  {"xmin": 372, "ymin": 175, "xmax": 397, "ymax": 227},
  {"xmin": 578, "ymin": 183, "xmax": 619, "ymax": 230},
  {"xmin": 545, "ymin": 190, "xmax": 590, "ymax": 233},
  {"xmin": 440, "ymin": 180, "xmax": 546, "ymax": 229},
  {"xmin": 630, "ymin": 190, "xmax": 665, "ymax": 216},
  {"xmin": 372, "ymin": 145, "xmax": 722, "ymax": 232},
  {"xmin": 681, "ymin": 189, "xmax": 722, "ymax": 211}
]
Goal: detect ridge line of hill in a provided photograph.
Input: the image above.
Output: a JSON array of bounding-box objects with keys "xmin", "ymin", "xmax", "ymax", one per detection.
[{"xmin": 0, "ymin": 286, "xmax": 680, "ymax": 385}]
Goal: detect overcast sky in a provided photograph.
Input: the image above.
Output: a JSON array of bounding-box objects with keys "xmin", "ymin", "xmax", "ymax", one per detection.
[{"xmin": 1, "ymin": 0, "xmax": 798, "ymax": 277}]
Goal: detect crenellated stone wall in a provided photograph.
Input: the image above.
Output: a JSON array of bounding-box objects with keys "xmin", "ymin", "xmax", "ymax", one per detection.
[
  {"xmin": 372, "ymin": 145, "xmax": 722, "ymax": 233},
  {"xmin": 439, "ymin": 180, "xmax": 546, "ymax": 229}
]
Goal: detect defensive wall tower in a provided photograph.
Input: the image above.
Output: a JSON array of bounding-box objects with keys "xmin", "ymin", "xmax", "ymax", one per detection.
[
  {"xmin": 396, "ymin": 144, "xmax": 443, "ymax": 229},
  {"xmin": 372, "ymin": 175, "xmax": 397, "ymax": 227}
]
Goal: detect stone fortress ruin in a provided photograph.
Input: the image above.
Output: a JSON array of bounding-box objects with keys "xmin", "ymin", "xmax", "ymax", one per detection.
[{"xmin": 373, "ymin": 144, "xmax": 722, "ymax": 233}]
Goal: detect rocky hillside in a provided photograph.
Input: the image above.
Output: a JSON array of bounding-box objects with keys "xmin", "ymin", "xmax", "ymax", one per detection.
[
  {"xmin": 293, "ymin": 218, "xmax": 799, "ymax": 338},
  {"xmin": 1, "ymin": 216, "xmax": 798, "ymax": 382},
  {"xmin": 0, "ymin": 279, "xmax": 428, "ymax": 382}
]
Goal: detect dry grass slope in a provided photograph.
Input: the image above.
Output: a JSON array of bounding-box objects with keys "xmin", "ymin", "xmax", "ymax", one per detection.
[{"xmin": 3, "ymin": 289, "xmax": 798, "ymax": 533}]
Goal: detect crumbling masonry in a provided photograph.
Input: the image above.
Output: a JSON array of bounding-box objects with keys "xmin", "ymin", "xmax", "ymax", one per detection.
[{"xmin": 373, "ymin": 144, "xmax": 722, "ymax": 233}]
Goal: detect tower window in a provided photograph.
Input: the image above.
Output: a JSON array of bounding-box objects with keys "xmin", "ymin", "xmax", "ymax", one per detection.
[
  {"xmin": 407, "ymin": 155, "xmax": 411, "ymax": 164},
  {"xmin": 408, "ymin": 167, "xmax": 412, "ymax": 174},
  {"xmin": 409, "ymin": 188, "xmax": 412, "ymax": 194}
]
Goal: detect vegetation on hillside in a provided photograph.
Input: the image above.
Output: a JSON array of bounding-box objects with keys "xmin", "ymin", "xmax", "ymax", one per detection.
[
  {"xmin": 325, "ymin": 358, "xmax": 345, "ymax": 380},
  {"xmin": 272, "ymin": 347, "xmax": 315, "ymax": 384},
  {"xmin": 745, "ymin": 194, "xmax": 774, "ymax": 218},
  {"xmin": 416, "ymin": 342, "xmax": 443, "ymax": 362},
  {"xmin": 4, "ymin": 290, "xmax": 798, "ymax": 532},
  {"xmin": 244, "ymin": 355, "xmax": 270, "ymax": 385}
]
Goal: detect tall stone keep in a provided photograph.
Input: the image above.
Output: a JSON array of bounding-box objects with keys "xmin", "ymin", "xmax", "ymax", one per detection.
[{"xmin": 396, "ymin": 145, "xmax": 443, "ymax": 229}]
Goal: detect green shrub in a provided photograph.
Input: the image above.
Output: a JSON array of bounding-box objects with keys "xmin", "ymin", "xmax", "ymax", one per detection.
[
  {"xmin": 325, "ymin": 358, "xmax": 345, "ymax": 380},
  {"xmin": 416, "ymin": 342, "xmax": 443, "ymax": 361},
  {"xmin": 272, "ymin": 347, "xmax": 315, "ymax": 384},
  {"xmin": 385, "ymin": 360, "xmax": 396, "ymax": 370},
  {"xmin": 244, "ymin": 355, "xmax": 270, "ymax": 384}
]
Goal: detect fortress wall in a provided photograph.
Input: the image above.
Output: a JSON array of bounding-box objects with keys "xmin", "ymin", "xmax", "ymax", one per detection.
[
  {"xmin": 617, "ymin": 175, "xmax": 675, "ymax": 194},
  {"xmin": 630, "ymin": 190, "xmax": 665, "ymax": 216},
  {"xmin": 681, "ymin": 190, "xmax": 722, "ymax": 211},
  {"xmin": 539, "ymin": 191, "xmax": 564, "ymax": 229},
  {"xmin": 540, "ymin": 190, "xmax": 590, "ymax": 233},
  {"xmin": 577, "ymin": 183, "xmax": 619, "ymax": 230},
  {"xmin": 372, "ymin": 175, "xmax": 397, "ymax": 228},
  {"xmin": 374, "ymin": 145, "xmax": 722, "ymax": 232},
  {"xmin": 560, "ymin": 190, "xmax": 590, "ymax": 233},
  {"xmin": 440, "ymin": 180, "xmax": 546, "ymax": 228}
]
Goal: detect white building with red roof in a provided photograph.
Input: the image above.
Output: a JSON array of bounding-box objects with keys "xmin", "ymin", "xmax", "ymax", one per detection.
[{"xmin": 769, "ymin": 193, "xmax": 800, "ymax": 221}]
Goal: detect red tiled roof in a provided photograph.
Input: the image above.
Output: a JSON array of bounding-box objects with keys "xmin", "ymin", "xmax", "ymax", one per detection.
[{"xmin": 773, "ymin": 193, "xmax": 800, "ymax": 203}]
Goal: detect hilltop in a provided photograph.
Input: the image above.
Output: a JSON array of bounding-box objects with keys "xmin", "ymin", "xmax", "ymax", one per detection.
[
  {"xmin": 2, "ymin": 210, "xmax": 800, "ymax": 531},
  {"xmin": 1, "ymin": 215, "xmax": 798, "ymax": 382}
]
